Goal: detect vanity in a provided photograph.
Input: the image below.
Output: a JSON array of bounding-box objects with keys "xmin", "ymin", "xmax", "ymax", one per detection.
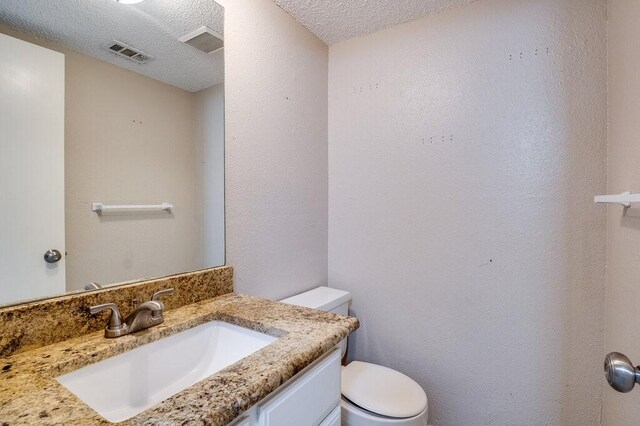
[
  {"xmin": 0, "ymin": 267, "xmax": 359, "ymax": 425},
  {"xmin": 230, "ymin": 348, "xmax": 342, "ymax": 426}
]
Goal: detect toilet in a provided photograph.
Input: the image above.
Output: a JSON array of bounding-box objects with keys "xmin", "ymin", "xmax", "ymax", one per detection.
[{"xmin": 281, "ymin": 287, "xmax": 429, "ymax": 426}]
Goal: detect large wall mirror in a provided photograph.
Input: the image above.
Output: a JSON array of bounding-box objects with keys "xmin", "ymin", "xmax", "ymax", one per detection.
[{"xmin": 0, "ymin": 0, "xmax": 225, "ymax": 307}]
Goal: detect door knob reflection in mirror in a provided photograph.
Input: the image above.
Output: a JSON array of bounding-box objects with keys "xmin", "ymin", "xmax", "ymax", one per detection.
[
  {"xmin": 604, "ymin": 352, "xmax": 640, "ymax": 393},
  {"xmin": 44, "ymin": 249, "xmax": 62, "ymax": 264}
]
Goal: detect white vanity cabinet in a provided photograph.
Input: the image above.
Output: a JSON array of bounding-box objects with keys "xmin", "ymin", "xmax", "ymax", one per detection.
[{"xmin": 229, "ymin": 349, "xmax": 341, "ymax": 426}]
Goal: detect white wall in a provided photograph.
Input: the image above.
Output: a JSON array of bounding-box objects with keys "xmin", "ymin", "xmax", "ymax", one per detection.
[
  {"xmin": 221, "ymin": 0, "xmax": 329, "ymax": 299},
  {"xmin": 64, "ymin": 52, "xmax": 203, "ymax": 290},
  {"xmin": 328, "ymin": 0, "xmax": 607, "ymax": 424},
  {"xmin": 195, "ymin": 84, "xmax": 226, "ymax": 268},
  {"xmin": 603, "ymin": 1, "xmax": 640, "ymax": 424}
]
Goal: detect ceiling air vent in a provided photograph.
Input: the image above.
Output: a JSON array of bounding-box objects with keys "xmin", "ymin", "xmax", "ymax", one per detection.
[
  {"xmin": 179, "ymin": 26, "xmax": 223, "ymax": 54},
  {"xmin": 106, "ymin": 40, "xmax": 154, "ymax": 64}
]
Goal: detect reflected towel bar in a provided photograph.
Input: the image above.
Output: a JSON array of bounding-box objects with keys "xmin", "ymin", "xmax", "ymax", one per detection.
[
  {"xmin": 594, "ymin": 192, "xmax": 640, "ymax": 207},
  {"xmin": 92, "ymin": 203, "xmax": 173, "ymax": 213}
]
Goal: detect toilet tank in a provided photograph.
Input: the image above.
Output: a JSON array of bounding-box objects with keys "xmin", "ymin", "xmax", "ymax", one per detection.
[{"xmin": 280, "ymin": 286, "xmax": 351, "ymax": 358}]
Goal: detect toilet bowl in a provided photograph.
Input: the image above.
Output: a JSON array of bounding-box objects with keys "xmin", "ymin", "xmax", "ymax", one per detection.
[{"xmin": 281, "ymin": 287, "xmax": 429, "ymax": 426}]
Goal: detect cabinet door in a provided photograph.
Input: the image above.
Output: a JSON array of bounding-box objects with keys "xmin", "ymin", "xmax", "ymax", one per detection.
[
  {"xmin": 318, "ymin": 405, "xmax": 340, "ymax": 426},
  {"xmin": 233, "ymin": 417, "xmax": 252, "ymax": 426},
  {"xmin": 258, "ymin": 349, "xmax": 341, "ymax": 426}
]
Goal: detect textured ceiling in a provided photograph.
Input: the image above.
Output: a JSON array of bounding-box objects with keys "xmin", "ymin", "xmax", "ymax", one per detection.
[
  {"xmin": 0, "ymin": 0, "xmax": 224, "ymax": 92},
  {"xmin": 273, "ymin": 0, "xmax": 479, "ymax": 45}
]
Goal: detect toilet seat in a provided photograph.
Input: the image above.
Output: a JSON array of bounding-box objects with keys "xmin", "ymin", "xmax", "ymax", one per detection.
[
  {"xmin": 341, "ymin": 397, "xmax": 428, "ymax": 426},
  {"xmin": 341, "ymin": 361, "xmax": 428, "ymax": 419}
]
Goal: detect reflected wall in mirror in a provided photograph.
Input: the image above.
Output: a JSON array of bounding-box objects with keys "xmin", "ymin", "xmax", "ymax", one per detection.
[{"xmin": 0, "ymin": 0, "xmax": 225, "ymax": 306}]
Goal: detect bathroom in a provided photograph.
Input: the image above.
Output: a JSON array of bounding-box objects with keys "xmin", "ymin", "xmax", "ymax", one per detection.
[{"xmin": 0, "ymin": 0, "xmax": 637, "ymax": 424}]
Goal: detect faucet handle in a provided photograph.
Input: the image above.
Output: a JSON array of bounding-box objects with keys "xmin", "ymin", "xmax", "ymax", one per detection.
[
  {"xmin": 151, "ymin": 288, "xmax": 174, "ymax": 301},
  {"xmin": 89, "ymin": 303, "xmax": 128, "ymax": 336},
  {"xmin": 149, "ymin": 288, "xmax": 173, "ymax": 319}
]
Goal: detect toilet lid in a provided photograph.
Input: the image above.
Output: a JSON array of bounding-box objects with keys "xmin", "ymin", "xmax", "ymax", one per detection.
[{"xmin": 341, "ymin": 361, "xmax": 427, "ymax": 418}]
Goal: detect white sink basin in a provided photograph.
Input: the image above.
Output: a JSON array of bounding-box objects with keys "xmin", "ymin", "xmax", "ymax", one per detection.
[{"xmin": 56, "ymin": 321, "xmax": 277, "ymax": 423}]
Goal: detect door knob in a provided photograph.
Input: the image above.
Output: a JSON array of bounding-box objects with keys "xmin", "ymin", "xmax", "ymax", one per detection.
[
  {"xmin": 604, "ymin": 352, "xmax": 640, "ymax": 393},
  {"xmin": 44, "ymin": 249, "xmax": 62, "ymax": 264}
]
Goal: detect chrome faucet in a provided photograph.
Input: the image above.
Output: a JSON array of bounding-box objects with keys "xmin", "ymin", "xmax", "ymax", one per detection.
[{"xmin": 90, "ymin": 288, "xmax": 174, "ymax": 338}]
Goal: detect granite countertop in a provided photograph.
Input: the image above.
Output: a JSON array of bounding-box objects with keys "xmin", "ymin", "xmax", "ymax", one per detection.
[{"xmin": 0, "ymin": 293, "xmax": 359, "ymax": 425}]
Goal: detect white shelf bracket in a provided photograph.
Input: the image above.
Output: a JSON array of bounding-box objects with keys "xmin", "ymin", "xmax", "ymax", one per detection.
[{"xmin": 594, "ymin": 192, "xmax": 640, "ymax": 208}]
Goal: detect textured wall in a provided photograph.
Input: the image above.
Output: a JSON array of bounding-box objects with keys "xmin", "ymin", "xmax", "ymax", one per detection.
[
  {"xmin": 328, "ymin": 0, "xmax": 607, "ymax": 424},
  {"xmin": 603, "ymin": 1, "xmax": 640, "ymax": 424},
  {"xmin": 220, "ymin": 0, "xmax": 329, "ymax": 299}
]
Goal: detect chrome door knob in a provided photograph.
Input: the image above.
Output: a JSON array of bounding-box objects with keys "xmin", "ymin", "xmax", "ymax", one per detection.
[
  {"xmin": 44, "ymin": 249, "xmax": 62, "ymax": 264},
  {"xmin": 604, "ymin": 352, "xmax": 640, "ymax": 393}
]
